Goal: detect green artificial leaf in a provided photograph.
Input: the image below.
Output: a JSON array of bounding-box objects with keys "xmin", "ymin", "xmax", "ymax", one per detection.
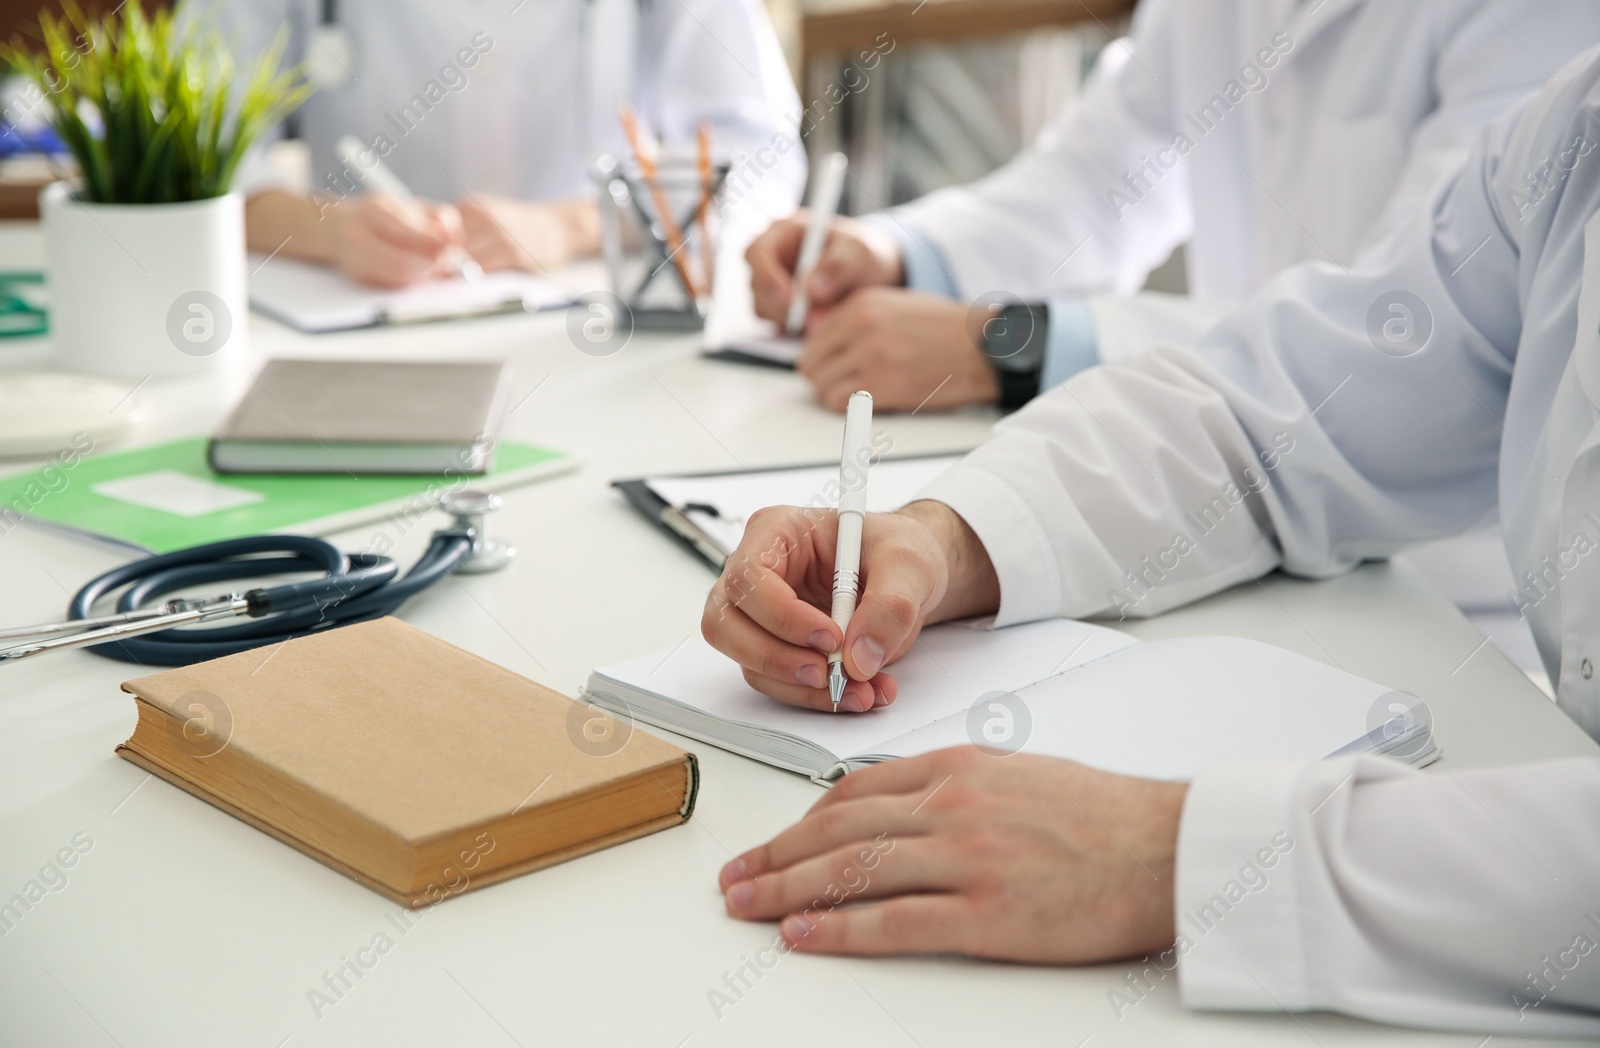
[{"xmin": 0, "ymin": 1, "xmax": 309, "ymax": 204}]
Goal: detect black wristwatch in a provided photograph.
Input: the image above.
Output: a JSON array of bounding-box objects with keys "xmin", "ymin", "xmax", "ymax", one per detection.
[{"xmin": 979, "ymin": 302, "xmax": 1049, "ymax": 411}]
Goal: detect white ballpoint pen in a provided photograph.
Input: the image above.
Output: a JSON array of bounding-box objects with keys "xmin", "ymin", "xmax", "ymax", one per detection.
[
  {"xmin": 786, "ymin": 152, "xmax": 849, "ymax": 335},
  {"xmin": 829, "ymin": 390, "xmax": 873, "ymax": 712},
  {"xmin": 335, "ymin": 135, "xmax": 484, "ymax": 282}
]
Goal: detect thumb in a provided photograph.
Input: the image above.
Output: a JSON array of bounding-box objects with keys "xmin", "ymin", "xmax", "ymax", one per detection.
[{"xmin": 840, "ymin": 548, "xmax": 936, "ymax": 681}]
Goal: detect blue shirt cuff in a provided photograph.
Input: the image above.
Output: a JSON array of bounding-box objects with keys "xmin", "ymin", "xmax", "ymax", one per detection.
[
  {"xmin": 1040, "ymin": 298, "xmax": 1099, "ymax": 391},
  {"xmin": 861, "ymin": 212, "xmax": 959, "ymax": 298}
]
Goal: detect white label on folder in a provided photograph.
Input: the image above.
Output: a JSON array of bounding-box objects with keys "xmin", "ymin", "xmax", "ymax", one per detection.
[{"xmin": 92, "ymin": 470, "xmax": 265, "ymax": 517}]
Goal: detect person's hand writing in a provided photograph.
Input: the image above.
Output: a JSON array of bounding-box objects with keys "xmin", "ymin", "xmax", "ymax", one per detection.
[
  {"xmin": 719, "ymin": 747, "xmax": 1187, "ymax": 963},
  {"xmin": 800, "ymin": 288, "xmax": 1000, "ymax": 412},
  {"xmin": 746, "ymin": 212, "xmax": 905, "ymax": 329},
  {"xmin": 327, "ymin": 193, "xmax": 464, "ymax": 288},
  {"xmin": 701, "ymin": 500, "xmax": 999, "ymax": 712},
  {"xmin": 457, "ymin": 194, "xmax": 598, "ymax": 272}
]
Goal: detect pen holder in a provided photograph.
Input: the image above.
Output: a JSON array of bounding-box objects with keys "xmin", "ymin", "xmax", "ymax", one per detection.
[{"xmin": 593, "ymin": 154, "xmax": 728, "ymax": 331}]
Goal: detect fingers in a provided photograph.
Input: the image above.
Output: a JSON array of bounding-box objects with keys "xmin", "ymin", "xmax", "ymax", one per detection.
[
  {"xmin": 804, "ymin": 232, "xmax": 876, "ymax": 311},
  {"xmin": 795, "ymin": 299, "xmax": 858, "ymax": 378},
  {"xmin": 731, "ymin": 564, "xmax": 838, "ymax": 653},
  {"xmin": 842, "ymin": 546, "xmax": 941, "ymax": 682},
  {"xmin": 721, "ymin": 752, "xmax": 961, "ymax": 888},
  {"xmin": 706, "ymin": 600, "xmax": 830, "ymax": 693},
  {"xmin": 361, "ymin": 193, "xmax": 449, "ymax": 256},
  {"xmin": 726, "ymin": 795, "xmax": 923, "ymax": 887},
  {"xmin": 746, "ymin": 215, "xmax": 806, "ymax": 323},
  {"xmin": 806, "ymin": 352, "xmax": 866, "ymax": 414},
  {"xmin": 428, "ymin": 201, "xmax": 466, "ymax": 248},
  {"xmin": 809, "ymin": 750, "xmax": 954, "ymax": 812},
  {"xmin": 703, "ymin": 506, "xmax": 879, "ymax": 712},
  {"xmin": 781, "ymin": 896, "xmax": 976, "ymax": 956},
  {"xmin": 723, "ymin": 838, "xmax": 955, "ymax": 921},
  {"xmin": 333, "ymin": 194, "xmax": 454, "ymax": 287},
  {"xmin": 739, "ymin": 665, "xmax": 883, "ymax": 714}
]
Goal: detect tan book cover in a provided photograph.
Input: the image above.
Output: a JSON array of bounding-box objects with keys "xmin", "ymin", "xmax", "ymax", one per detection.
[{"xmin": 116, "ymin": 617, "xmax": 697, "ymax": 907}]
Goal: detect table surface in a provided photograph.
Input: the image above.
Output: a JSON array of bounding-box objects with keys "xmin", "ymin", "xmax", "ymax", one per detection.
[{"xmin": 1, "ymin": 225, "xmax": 1596, "ymax": 1048}]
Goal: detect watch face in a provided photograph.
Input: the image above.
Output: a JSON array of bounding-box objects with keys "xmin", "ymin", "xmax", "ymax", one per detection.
[{"xmin": 980, "ymin": 303, "xmax": 1047, "ymax": 372}]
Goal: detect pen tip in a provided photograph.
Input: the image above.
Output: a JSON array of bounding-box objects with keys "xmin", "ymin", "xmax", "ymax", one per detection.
[{"xmin": 828, "ymin": 665, "xmax": 845, "ymax": 711}]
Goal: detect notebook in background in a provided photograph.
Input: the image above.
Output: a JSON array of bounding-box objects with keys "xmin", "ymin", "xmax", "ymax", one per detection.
[
  {"xmin": 615, "ymin": 454, "xmax": 965, "ymax": 568},
  {"xmin": 700, "ymin": 258, "xmax": 800, "ymax": 368},
  {"xmin": 0, "ymin": 436, "xmax": 575, "ymax": 553},
  {"xmin": 249, "ymin": 255, "xmax": 573, "ymax": 333},
  {"xmin": 118, "ymin": 617, "xmax": 698, "ymax": 907},
  {"xmin": 584, "ymin": 621, "xmax": 1437, "ymax": 784},
  {"xmin": 703, "ymin": 333, "xmax": 800, "ymax": 369},
  {"xmin": 209, "ymin": 359, "xmax": 511, "ymax": 474}
]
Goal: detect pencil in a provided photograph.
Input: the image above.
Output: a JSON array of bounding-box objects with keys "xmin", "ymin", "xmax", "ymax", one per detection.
[
  {"xmin": 620, "ymin": 107, "xmax": 700, "ymax": 301},
  {"xmin": 696, "ymin": 122, "xmax": 715, "ymax": 302}
]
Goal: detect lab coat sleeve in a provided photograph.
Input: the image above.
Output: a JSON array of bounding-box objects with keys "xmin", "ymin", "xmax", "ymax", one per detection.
[
  {"xmin": 916, "ymin": 50, "xmax": 1553, "ymax": 625},
  {"xmin": 177, "ymin": 0, "xmax": 312, "ymax": 198},
  {"xmin": 1352, "ymin": 0, "xmax": 1600, "ymax": 259},
  {"xmin": 1091, "ymin": 0, "xmax": 1600, "ymax": 370},
  {"xmin": 1085, "ymin": 291, "xmax": 1238, "ymax": 367},
  {"xmin": 646, "ymin": 0, "xmax": 806, "ymax": 250},
  {"xmin": 1175, "ymin": 755, "xmax": 1600, "ymax": 1035},
  {"xmin": 884, "ymin": 0, "xmax": 1191, "ymax": 303},
  {"xmin": 911, "ymin": 50, "xmax": 1600, "ymax": 1034}
]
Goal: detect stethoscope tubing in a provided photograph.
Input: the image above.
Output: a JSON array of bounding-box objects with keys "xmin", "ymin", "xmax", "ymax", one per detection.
[{"xmin": 63, "ymin": 532, "xmax": 473, "ymax": 666}]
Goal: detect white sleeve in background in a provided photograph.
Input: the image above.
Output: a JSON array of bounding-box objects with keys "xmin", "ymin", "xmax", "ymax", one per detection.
[
  {"xmin": 1347, "ymin": 0, "xmax": 1600, "ymax": 261},
  {"xmin": 885, "ymin": 0, "xmax": 1189, "ymax": 303},
  {"xmin": 1177, "ymin": 755, "xmax": 1600, "ymax": 1035},
  {"xmin": 1085, "ymin": 291, "xmax": 1237, "ymax": 367},
  {"xmin": 918, "ymin": 57, "xmax": 1538, "ymax": 625},
  {"xmin": 646, "ymin": 0, "xmax": 806, "ymax": 250}
]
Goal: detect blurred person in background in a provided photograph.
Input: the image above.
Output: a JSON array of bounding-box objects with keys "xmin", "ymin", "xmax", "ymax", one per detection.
[
  {"xmin": 187, "ymin": 0, "xmax": 805, "ymax": 286},
  {"xmin": 745, "ymin": 0, "xmax": 1600, "ymax": 414}
]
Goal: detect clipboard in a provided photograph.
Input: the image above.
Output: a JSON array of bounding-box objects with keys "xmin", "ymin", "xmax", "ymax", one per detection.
[{"xmin": 613, "ymin": 453, "xmax": 967, "ymax": 569}]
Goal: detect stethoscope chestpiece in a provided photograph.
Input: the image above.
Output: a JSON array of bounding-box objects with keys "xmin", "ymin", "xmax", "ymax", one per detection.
[{"xmin": 438, "ymin": 489, "xmax": 516, "ymax": 574}]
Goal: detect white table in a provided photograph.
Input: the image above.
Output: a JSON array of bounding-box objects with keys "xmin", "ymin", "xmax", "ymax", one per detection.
[{"xmin": 1, "ymin": 226, "xmax": 1596, "ymax": 1047}]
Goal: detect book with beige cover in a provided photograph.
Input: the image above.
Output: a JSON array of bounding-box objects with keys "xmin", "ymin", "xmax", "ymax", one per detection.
[{"xmin": 116, "ymin": 618, "xmax": 698, "ymax": 907}]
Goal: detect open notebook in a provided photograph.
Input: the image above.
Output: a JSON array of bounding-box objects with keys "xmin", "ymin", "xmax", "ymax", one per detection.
[
  {"xmin": 584, "ymin": 619, "xmax": 1438, "ymax": 785},
  {"xmin": 249, "ymin": 255, "xmax": 573, "ymax": 333}
]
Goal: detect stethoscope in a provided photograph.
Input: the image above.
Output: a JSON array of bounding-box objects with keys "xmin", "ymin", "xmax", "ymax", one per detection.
[{"xmin": 0, "ymin": 490, "xmax": 514, "ymax": 668}]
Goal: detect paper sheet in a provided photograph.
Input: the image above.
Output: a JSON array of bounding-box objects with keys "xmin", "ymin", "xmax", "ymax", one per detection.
[
  {"xmin": 594, "ymin": 618, "xmax": 1140, "ymax": 761},
  {"xmin": 872, "ymin": 636, "xmax": 1398, "ymax": 779},
  {"xmin": 248, "ymin": 255, "xmax": 573, "ymax": 332},
  {"xmin": 92, "ymin": 470, "xmax": 265, "ymax": 517}
]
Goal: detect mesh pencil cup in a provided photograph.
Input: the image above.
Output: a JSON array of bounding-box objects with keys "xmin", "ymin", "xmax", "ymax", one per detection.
[{"xmin": 593, "ymin": 153, "xmax": 729, "ymax": 330}]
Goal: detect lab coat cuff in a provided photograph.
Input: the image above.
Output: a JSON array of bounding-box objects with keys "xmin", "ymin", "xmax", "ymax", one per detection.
[
  {"xmin": 1040, "ymin": 298, "xmax": 1100, "ymax": 391},
  {"xmin": 1176, "ymin": 759, "xmax": 1314, "ymax": 1012},
  {"xmin": 861, "ymin": 212, "xmax": 959, "ymax": 299},
  {"xmin": 914, "ymin": 464, "xmax": 1063, "ymax": 626}
]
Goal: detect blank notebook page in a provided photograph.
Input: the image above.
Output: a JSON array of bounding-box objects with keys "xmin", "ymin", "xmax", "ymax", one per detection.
[
  {"xmin": 873, "ymin": 636, "xmax": 1395, "ymax": 780},
  {"xmin": 596, "ymin": 618, "xmax": 1138, "ymax": 760}
]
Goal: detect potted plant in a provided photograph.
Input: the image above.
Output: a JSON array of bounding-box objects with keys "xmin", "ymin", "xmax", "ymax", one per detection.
[{"xmin": 4, "ymin": 3, "xmax": 307, "ymax": 377}]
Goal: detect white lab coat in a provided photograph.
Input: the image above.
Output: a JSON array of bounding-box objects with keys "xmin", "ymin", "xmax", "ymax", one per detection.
[
  {"xmin": 186, "ymin": 0, "xmax": 805, "ymax": 233},
  {"xmin": 889, "ymin": 0, "xmax": 1600, "ymax": 364},
  {"xmin": 919, "ymin": 49, "xmax": 1600, "ymax": 1034}
]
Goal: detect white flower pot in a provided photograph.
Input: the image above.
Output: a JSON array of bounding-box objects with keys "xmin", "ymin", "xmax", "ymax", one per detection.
[{"xmin": 40, "ymin": 182, "xmax": 248, "ymax": 377}]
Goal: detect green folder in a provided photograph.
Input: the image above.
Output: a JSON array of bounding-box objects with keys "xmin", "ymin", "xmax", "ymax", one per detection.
[{"xmin": 0, "ymin": 437, "xmax": 575, "ymax": 553}]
